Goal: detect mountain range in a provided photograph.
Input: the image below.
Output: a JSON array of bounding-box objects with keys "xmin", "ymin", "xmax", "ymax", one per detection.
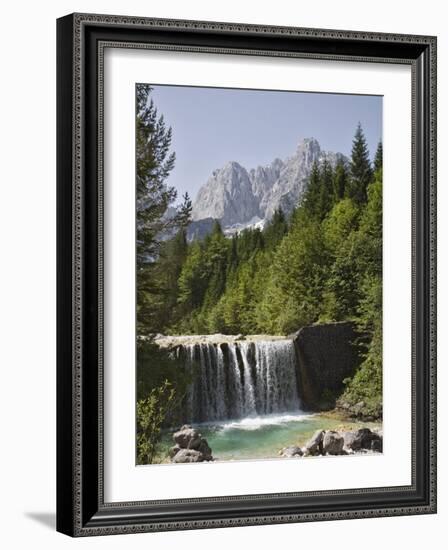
[{"xmin": 187, "ymin": 137, "xmax": 347, "ymax": 240}]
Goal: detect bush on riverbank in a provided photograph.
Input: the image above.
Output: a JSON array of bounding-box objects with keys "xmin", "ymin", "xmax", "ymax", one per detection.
[
  {"xmin": 136, "ymin": 341, "xmax": 196, "ymax": 464},
  {"xmin": 337, "ymin": 325, "xmax": 382, "ymax": 420},
  {"xmin": 338, "ymin": 268, "xmax": 383, "ymax": 421}
]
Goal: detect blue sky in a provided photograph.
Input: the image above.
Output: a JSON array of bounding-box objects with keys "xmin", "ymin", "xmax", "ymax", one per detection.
[{"xmin": 146, "ymin": 84, "xmax": 382, "ymax": 204}]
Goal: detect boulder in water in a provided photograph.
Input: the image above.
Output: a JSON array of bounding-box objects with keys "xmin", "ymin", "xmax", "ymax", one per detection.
[
  {"xmin": 342, "ymin": 431, "xmax": 357, "ymax": 452},
  {"xmin": 343, "ymin": 428, "xmax": 380, "ymax": 452},
  {"xmin": 173, "ymin": 425, "xmax": 202, "ymax": 449},
  {"xmin": 371, "ymin": 437, "xmax": 383, "ymax": 452},
  {"xmin": 170, "ymin": 425, "xmax": 213, "ymax": 462},
  {"xmin": 169, "ymin": 445, "xmax": 181, "ymax": 459},
  {"xmin": 280, "ymin": 446, "xmax": 303, "ymax": 458},
  {"xmin": 172, "ymin": 449, "xmax": 206, "ymax": 463},
  {"xmin": 196, "ymin": 438, "xmax": 213, "ymax": 460},
  {"xmin": 344, "ymin": 428, "xmax": 376, "ymax": 451},
  {"xmin": 303, "ymin": 429, "xmax": 325, "ymax": 456},
  {"xmin": 322, "ymin": 431, "xmax": 344, "ymax": 455},
  {"xmin": 280, "ymin": 426, "xmax": 382, "ymax": 458}
]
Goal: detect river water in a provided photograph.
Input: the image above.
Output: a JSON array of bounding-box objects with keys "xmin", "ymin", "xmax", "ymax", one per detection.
[{"xmin": 161, "ymin": 412, "xmax": 380, "ymax": 461}]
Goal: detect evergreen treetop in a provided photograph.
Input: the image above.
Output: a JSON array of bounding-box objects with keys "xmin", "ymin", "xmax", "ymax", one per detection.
[
  {"xmin": 347, "ymin": 123, "xmax": 373, "ymax": 205},
  {"xmin": 374, "ymin": 141, "xmax": 383, "ymax": 174},
  {"xmin": 136, "ymin": 84, "xmax": 191, "ymax": 265}
]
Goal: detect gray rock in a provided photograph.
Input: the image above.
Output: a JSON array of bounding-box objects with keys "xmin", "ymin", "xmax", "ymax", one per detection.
[
  {"xmin": 304, "ymin": 430, "xmax": 325, "ymax": 456},
  {"xmin": 171, "ymin": 425, "xmax": 214, "ymax": 462},
  {"xmin": 343, "ymin": 428, "xmax": 374, "ymax": 451},
  {"xmin": 371, "ymin": 438, "xmax": 383, "ymax": 453},
  {"xmin": 173, "ymin": 426, "xmax": 201, "ymax": 449},
  {"xmin": 196, "ymin": 438, "xmax": 213, "ymax": 460},
  {"xmin": 169, "ymin": 445, "xmax": 181, "ymax": 458},
  {"xmin": 192, "ymin": 161, "xmax": 259, "ymax": 227},
  {"xmin": 293, "ymin": 323, "xmax": 361, "ymax": 411},
  {"xmin": 186, "ymin": 217, "xmax": 217, "ymax": 242},
  {"xmin": 178, "ymin": 424, "xmax": 193, "ymax": 431},
  {"xmin": 352, "ymin": 401, "xmax": 366, "ymax": 416},
  {"xmin": 260, "ymin": 139, "xmax": 324, "ymax": 220},
  {"xmin": 280, "ymin": 446, "xmax": 303, "ymax": 458},
  {"xmin": 322, "ymin": 431, "xmax": 344, "ymax": 455},
  {"xmin": 342, "ymin": 431, "xmax": 357, "ymax": 451},
  {"xmin": 249, "ymin": 158, "xmax": 284, "ymax": 203},
  {"xmin": 171, "ymin": 449, "xmax": 207, "ymax": 463}
]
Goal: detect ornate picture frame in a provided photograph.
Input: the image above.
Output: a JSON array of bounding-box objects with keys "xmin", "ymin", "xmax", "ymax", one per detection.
[{"xmin": 56, "ymin": 13, "xmax": 436, "ymax": 536}]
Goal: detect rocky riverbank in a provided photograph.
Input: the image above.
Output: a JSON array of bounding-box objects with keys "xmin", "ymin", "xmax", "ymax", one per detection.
[
  {"xmin": 335, "ymin": 397, "xmax": 382, "ymax": 422},
  {"xmin": 165, "ymin": 419, "xmax": 382, "ymax": 464},
  {"xmin": 279, "ymin": 426, "xmax": 382, "ymax": 458}
]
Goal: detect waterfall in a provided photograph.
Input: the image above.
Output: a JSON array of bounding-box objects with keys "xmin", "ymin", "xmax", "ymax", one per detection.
[
  {"xmin": 239, "ymin": 342, "xmax": 257, "ymax": 416},
  {"xmin": 181, "ymin": 339, "xmax": 301, "ymax": 423}
]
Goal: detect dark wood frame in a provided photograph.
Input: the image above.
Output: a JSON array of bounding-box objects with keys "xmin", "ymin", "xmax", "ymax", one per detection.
[{"xmin": 57, "ymin": 13, "xmax": 437, "ymax": 537}]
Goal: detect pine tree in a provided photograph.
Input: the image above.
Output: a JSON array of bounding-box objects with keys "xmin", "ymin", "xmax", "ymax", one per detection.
[
  {"xmin": 136, "ymin": 84, "xmax": 192, "ymax": 335},
  {"xmin": 202, "ymin": 221, "xmax": 228, "ymax": 307},
  {"xmin": 160, "ymin": 229, "xmax": 189, "ymax": 320},
  {"xmin": 264, "ymin": 208, "xmax": 288, "ymax": 249},
  {"xmin": 177, "ymin": 241, "xmax": 206, "ymax": 310},
  {"xmin": 236, "ymin": 228, "xmax": 264, "ymax": 261},
  {"xmin": 302, "ymin": 161, "xmax": 321, "ymax": 218},
  {"xmin": 302, "ymin": 159, "xmax": 334, "ymax": 220},
  {"xmin": 319, "ymin": 158, "xmax": 335, "ymax": 217},
  {"xmin": 226, "ymin": 235, "xmax": 239, "ymax": 277},
  {"xmin": 374, "ymin": 141, "xmax": 383, "ymax": 174},
  {"xmin": 136, "ymin": 84, "xmax": 191, "ymax": 264},
  {"xmin": 347, "ymin": 123, "xmax": 373, "ymax": 205},
  {"xmin": 333, "ymin": 158, "xmax": 349, "ymax": 200}
]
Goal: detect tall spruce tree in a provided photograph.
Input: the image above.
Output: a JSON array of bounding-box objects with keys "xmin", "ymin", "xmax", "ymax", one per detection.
[
  {"xmin": 347, "ymin": 123, "xmax": 373, "ymax": 205},
  {"xmin": 203, "ymin": 221, "xmax": 228, "ymax": 305},
  {"xmin": 226, "ymin": 235, "xmax": 239, "ymax": 277},
  {"xmin": 263, "ymin": 208, "xmax": 288, "ymax": 249},
  {"xmin": 333, "ymin": 158, "xmax": 349, "ymax": 201},
  {"xmin": 319, "ymin": 158, "xmax": 335, "ymax": 217},
  {"xmin": 136, "ymin": 84, "xmax": 192, "ymax": 335},
  {"xmin": 136, "ymin": 84, "xmax": 191, "ymax": 263},
  {"xmin": 374, "ymin": 141, "xmax": 383, "ymax": 174},
  {"xmin": 302, "ymin": 161, "xmax": 322, "ymax": 219}
]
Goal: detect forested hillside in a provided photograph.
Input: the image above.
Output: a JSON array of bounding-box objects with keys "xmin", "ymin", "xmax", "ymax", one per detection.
[{"xmin": 141, "ymin": 131, "xmax": 381, "ymax": 334}]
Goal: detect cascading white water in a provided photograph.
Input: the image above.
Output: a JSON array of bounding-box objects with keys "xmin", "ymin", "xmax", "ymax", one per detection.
[
  {"xmin": 216, "ymin": 345, "xmax": 226, "ymax": 419},
  {"xmin": 182, "ymin": 339, "xmax": 301, "ymax": 423},
  {"xmin": 229, "ymin": 343, "xmax": 244, "ymax": 419},
  {"xmin": 254, "ymin": 341, "xmax": 300, "ymax": 415},
  {"xmin": 239, "ymin": 342, "xmax": 257, "ymax": 417}
]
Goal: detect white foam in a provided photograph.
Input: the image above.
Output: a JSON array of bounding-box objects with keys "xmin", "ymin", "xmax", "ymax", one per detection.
[{"xmin": 210, "ymin": 412, "xmax": 314, "ymax": 432}]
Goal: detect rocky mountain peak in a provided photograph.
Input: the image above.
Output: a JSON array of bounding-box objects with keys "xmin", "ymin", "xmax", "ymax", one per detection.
[
  {"xmin": 190, "ymin": 138, "xmax": 347, "ymax": 236},
  {"xmin": 192, "ymin": 161, "xmax": 259, "ymax": 226},
  {"xmin": 296, "ymin": 137, "xmax": 321, "ymax": 165}
]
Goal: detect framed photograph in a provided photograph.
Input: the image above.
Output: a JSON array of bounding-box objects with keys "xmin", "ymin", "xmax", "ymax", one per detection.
[{"xmin": 56, "ymin": 13, "xmax": 437, "ymax": 536}]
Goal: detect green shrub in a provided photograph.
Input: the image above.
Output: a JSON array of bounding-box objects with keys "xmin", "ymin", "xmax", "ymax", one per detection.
[
  {"xmin": 136, "ymin": 340, "xmax": 197, "ymax": 464},
  {"xmin": 137, "ymin": 381, "xmax": 176, "ymax": 465}
]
